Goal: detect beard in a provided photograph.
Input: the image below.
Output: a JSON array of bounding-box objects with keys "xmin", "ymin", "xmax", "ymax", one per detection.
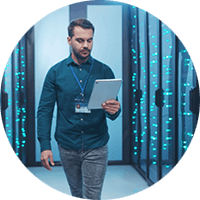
[{"xmin": 72, "ymin": 47, "xmax": 91, "ymax": 61}]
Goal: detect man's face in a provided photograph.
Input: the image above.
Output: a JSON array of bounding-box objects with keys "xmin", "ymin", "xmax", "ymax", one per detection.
[{"xmin": 68, "ymin": 26, "xmax": 93, "ymax": 61}]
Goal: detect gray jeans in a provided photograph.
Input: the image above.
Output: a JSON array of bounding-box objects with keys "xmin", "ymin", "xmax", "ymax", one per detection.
[{"xmin": 58, "ymin": 145, "xmax": 108, "ymax": 200}]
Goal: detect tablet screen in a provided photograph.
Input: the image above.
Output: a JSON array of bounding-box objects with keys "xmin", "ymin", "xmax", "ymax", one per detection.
[{"xmin": 88, "ymin": 79, "xmax": 122, "ymax": 109}]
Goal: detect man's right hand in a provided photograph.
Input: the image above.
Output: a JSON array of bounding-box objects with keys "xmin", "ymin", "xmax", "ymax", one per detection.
[{"xmin": 40, "ymin": 150, "xmax": 55, "ymax": 171}]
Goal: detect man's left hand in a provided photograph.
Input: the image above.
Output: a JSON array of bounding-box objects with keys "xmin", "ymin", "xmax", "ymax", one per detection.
[{"xmin": 101, "ymin": 99, "xmax": 120, "ymax": 115}]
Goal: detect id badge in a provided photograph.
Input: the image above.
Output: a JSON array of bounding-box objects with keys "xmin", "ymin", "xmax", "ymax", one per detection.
[{"xmin": 75, "ymin": 99, "xmax": 91, "ymax": 113}]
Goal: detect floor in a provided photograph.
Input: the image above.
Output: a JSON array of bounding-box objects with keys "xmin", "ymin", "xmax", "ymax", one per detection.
[{"xmin": 28, "ymin": 165, "xmax": 149, "ymax": 199}]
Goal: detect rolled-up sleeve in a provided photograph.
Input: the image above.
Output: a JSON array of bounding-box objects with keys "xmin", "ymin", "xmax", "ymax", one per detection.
[{"xmin": 37, "ymin": 68, "xmax": 56, "ymax": 152}]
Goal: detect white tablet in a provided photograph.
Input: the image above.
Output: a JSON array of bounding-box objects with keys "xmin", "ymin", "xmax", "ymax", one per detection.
[{"xmin": 87, "ymin": 79, "xmax": 122, "ymax": 109}]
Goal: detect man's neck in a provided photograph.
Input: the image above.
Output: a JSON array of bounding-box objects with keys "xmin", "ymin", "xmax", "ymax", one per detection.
[{"xmin": 71, "ymin": 52, "xmax": 88, "ymax": 66}]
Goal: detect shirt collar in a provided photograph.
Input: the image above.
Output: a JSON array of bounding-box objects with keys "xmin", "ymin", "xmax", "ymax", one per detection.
[{"xmin": 66, "ymin": 54, "xmax": 93, "ymax": 66}]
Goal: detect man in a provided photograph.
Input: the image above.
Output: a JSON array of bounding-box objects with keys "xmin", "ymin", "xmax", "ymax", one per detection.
[{"xmin": 37, "ymin": 18, "xmax": 121, "ymax": 199}]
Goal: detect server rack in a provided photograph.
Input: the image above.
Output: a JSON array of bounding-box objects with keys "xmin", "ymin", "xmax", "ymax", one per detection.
[{"xmin": 130, "ymin": 6, "xmax": 199, "ymax": 185}]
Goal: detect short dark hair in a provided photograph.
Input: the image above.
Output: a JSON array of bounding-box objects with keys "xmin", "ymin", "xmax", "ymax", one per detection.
[{"xmin": 68, "ymin": 18, "xmax": 95, "ymax": 38}]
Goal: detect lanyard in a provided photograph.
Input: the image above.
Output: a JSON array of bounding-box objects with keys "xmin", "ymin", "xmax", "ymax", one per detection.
[{"xmin": 70, "ymin": 58, "xmax": 94, "ymax": 99}]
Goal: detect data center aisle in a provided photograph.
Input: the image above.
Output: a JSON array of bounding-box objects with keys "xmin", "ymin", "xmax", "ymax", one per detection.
[{"xmin": 28, "ymin": 165, "xmax": 149, "ymax": 199}]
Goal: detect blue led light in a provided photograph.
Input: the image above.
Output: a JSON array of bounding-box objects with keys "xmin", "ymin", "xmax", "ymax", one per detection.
[
  {"xmin": 132, "ymin": 49, "xmax": 136, "ymax": 53},
  {"xmin": 187, "ymin": 133, "xmax": 193, "ymax": 137}
]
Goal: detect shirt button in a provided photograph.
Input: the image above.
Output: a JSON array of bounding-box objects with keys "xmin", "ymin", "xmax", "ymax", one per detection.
[
  {"xmin": 80, "ymin": 80, "xmax": 82, "ymax": 83},
  {"xmin": 81, "ymin": 118, "xmax": 83, "ymax": 121},
  {"xmin": 80, "ymin": 68, "xmax": 82, "ymax": 71},
  {"xmin": 81, "ymin": 131, "xmax": 84, "ymax": 133}
]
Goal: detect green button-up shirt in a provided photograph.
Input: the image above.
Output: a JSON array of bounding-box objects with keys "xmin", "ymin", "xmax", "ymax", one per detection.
[{"xmin": 37, "ymin": 55, "xmax": 121, "ymax": 152}]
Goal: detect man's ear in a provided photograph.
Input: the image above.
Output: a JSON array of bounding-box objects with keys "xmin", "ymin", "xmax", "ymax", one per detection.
[{"xmin": 67, "ymin": 37, "xmax": 72, "ymax": 46}]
